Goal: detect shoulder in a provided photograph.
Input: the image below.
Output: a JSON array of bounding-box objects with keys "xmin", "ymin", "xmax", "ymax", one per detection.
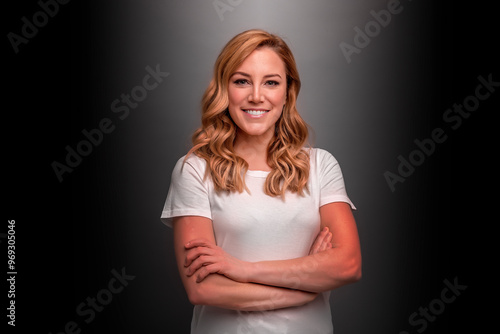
[
  {"xmin": 182, "ymin": 153, "xmax": 207, "ymax": 170},
  {"xmin": 307, "ymin": 147, "xmax": 339, "ymax": 169},
  {"xmin": 173, "ymin": 153, "xmax": 206, "ymax": 170},
  {"xmin": 171, "ymin": 153, "xmax": 208, "ymax": 181}
]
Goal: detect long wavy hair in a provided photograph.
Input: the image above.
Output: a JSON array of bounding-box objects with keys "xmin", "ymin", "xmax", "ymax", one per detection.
[{"xmin": 187, "ymin": 29, "xmax": 310, "ymax": 198}]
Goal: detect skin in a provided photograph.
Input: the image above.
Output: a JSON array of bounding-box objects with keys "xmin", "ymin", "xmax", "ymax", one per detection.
[
  {"xmin": 173, "ymin": 47, "xmax": 362, "ymax": 310},
  {"xmin": 173, "ymin": 215, "xmax": 331, "ymax": 311},
  {"xmin": 227, "ymin": 47, "xmax": 287, "ymax": 170},
  {"xmin": 185, "ymin": 202, "xmax": 361, "ymax": 293}
]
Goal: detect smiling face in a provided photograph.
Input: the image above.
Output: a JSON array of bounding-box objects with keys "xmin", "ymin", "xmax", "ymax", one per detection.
[{"xmin": 227, "ymin": 47, "xmax": 288, "ymax": 144}]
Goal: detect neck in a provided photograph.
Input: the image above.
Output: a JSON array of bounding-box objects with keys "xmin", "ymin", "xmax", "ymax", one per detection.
[{"xmin": 233, "ymin": 130, "xmax": 273, "ymax": 171}]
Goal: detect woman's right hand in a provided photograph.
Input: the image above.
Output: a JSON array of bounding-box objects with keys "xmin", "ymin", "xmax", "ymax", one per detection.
[{"xmin": 309, "ymin": 227, "xmax": 333, "ymax": 255}]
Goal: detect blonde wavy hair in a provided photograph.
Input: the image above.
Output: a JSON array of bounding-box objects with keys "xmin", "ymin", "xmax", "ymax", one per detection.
[{"xmin": 188, "ymin": 29, "xmax": 310, "ymax": 198}]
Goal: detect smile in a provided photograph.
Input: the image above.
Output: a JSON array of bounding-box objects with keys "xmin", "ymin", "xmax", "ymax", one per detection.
[{"xmin": 243, "ymin": 109, "xmax": 269, "ymax": 116}]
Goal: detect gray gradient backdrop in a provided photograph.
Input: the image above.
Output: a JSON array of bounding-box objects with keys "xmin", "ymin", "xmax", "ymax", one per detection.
[
  {"xmin": 104, "ymin": 0, "xmax": 440, "ymax": 332},
  {"xmin": 5, "ymin": 0, "xmax": 497, "ymax": 333}
]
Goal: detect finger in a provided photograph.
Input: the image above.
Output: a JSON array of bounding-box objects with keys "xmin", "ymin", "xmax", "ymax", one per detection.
[
  {"xmin": 312, "ymin": 227, "xmax": 329, "ymax": 252},
  {"xmin": 323, "ymin": 232, "xmax": 333, "ymax": 248},
  {"xmin": 186, "ymin": 255, "xmax": 214, "ymax": 276},
  {"xmin": 184, "ymin": 247, "xmax": 214, "ymax": 267},
  {"xmin": 185, "ymin": 238, "xmax": 213, "ymax": 249},
  {"xmin": 196, "ymin": 263, "xmax": 221, "ymax": 283},
  {"xmin": 320, "ymin": 232, "xmax": 333, "ymax": 252},
  {"xmin": 319, "ymin": 238, "xmax": 331, "ymax": 252},
  {"xmin": 318, "ymin": 236, "xmax": 327, "ymax": 252},
  {"xmin": 325, "ymin": 232, "xmax": 333, "ymax": 248},
  {"xmin": 310, "ymin": 227, "xmax": 329, "ymax": 255}
]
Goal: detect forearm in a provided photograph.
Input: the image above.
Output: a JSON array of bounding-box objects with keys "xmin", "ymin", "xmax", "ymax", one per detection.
[
  {"xmin": 248, "ymin": 248, "xmax": 361, "ymax": 293},
  {"xmin": 245, "ymin": 203, "xmax": 361, "ymax": 293},
  {"xmin": 186, "ymin": 273, "xmax": 316, "ymax": 311}
]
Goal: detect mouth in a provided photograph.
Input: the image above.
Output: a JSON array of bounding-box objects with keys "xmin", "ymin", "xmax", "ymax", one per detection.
[{"xmin": 242, "ymin": 109, "xmax": 270, "ymax": 117}]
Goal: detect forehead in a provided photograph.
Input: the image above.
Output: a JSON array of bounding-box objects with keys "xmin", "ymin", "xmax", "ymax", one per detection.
[{"xmin": 234, "ymin": 47, "xmax": 286, "ymax": 75}]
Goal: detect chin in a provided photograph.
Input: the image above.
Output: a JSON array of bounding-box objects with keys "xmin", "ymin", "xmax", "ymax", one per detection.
[{"xmin": 238, "ymin": 126, "xmax": 274, "ymax": 138}]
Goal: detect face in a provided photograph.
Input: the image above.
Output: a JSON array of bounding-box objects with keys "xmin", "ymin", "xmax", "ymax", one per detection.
[{"xmin": 227, "ymin": 47, "xmax": 287, "ymax": 142}]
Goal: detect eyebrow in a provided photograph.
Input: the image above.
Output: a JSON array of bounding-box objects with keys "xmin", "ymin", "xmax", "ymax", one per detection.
[{"xmin": 231, "ymin": 71, "xmax": 282, "ymax": 79}]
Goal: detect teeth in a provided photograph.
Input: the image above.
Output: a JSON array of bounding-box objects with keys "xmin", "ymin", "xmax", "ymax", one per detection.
[{"xmin": 244, "ymin": 110, "xmax": 268, "ymax": 115}]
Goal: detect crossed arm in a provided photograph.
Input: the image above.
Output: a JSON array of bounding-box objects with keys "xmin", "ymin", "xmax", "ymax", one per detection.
[{"xmin": 172, "ymin": 202, "xmax": 361, "ymax": 311}]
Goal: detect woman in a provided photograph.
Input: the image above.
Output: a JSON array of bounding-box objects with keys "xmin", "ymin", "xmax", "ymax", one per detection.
[{"xmin": 161, "ymin": 29, "xmax": 361, "ymax": 334}]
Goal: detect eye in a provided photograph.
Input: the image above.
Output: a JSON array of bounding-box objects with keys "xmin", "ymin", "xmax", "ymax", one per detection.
[
  {"xmin": 233, "ymin": 79, "xmax": 250, "ymax": 85},
  {"xmin": 265, "ymin": 80, "xmax": 280, "ymax": 86}
]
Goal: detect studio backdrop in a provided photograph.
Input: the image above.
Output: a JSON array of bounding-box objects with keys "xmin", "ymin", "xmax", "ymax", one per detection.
[{"xmin": 5, "ymin": 0, "xmax": 497, "ymax": 333}]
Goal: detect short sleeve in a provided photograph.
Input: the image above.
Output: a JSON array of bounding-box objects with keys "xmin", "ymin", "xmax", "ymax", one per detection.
[
  {"xmin": 317, "ymin": 149, "xmax": 356, "ymax": 210},
  {"xmin": 160, "ymin": 156, "xmax": 212, "ymax": 228}
]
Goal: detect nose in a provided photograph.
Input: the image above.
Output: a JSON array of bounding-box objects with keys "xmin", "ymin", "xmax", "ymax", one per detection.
[{"xmin": 248, "ymin": 85, "xmax": 264, "ymax": 103}]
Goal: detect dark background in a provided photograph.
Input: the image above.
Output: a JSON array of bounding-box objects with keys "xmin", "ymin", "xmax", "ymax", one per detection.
[{"xmin": 4, "ymin": 0, "xmax": 497, "ymax": 333}]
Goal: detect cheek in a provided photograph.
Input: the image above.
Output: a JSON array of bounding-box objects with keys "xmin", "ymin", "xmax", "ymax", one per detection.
[
  {"xmin": 228, "ymin": 88, "xmax": 246, "ymax": 106},
  {"xmin": 227, "ymin": 89, "xmax": 243, "ymax": 122},
  {"xmin": 270, "ymin": 88, "xmax": 287, "ymax": 106}
]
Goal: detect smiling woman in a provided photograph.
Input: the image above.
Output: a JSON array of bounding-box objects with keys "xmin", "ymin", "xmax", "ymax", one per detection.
[
  {"xmin": 227, "ymin": 48, "xmax": 288, "ymax": 170},
  {"xmin": 229, "ymin": 69, "xmax": 283, "ymax": 121},
  {"xmin": 189, "ymin": 29, "xmax": 310, "ymax": 197},
  {"xmin": 160, "ymin": 29, "xmax": 361, "ymax": 334}
]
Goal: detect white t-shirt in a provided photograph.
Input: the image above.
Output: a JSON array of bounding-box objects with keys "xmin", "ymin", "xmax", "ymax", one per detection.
[{"xmin": 161, "ymin": 148, "xmax": 355, "ymax": 334}]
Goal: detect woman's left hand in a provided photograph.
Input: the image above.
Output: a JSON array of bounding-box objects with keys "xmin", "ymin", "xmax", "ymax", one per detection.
[{"xmin": 184, "ymin": 239, "xmax": 251, "ymax": 283}]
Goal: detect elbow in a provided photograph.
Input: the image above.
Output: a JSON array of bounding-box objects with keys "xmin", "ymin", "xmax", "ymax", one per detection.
[
  {"xmin": 343, "ymin": 256, "xmax": 362, "ymax": 283},
  {"xmin": 341, "ymin": 248, "xmax": 362, "ymax": 284},
  {"xmin": 329, "ymin": 256, "xmax": 362, "ymax": 288},
  {"xmin": 186, "ymin": 284, "xmax": 207, "ymax": 306},
  {"xmin": 186, "ymin": 289, "xmax": 201, "ymax": 306},
  {"xmin": 348, "ymin": 261, "xmax": 362, "ymax": 283},
  {"xmin": 186, "ymin": 281, "xmax": 231, "ymax": 308}
]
